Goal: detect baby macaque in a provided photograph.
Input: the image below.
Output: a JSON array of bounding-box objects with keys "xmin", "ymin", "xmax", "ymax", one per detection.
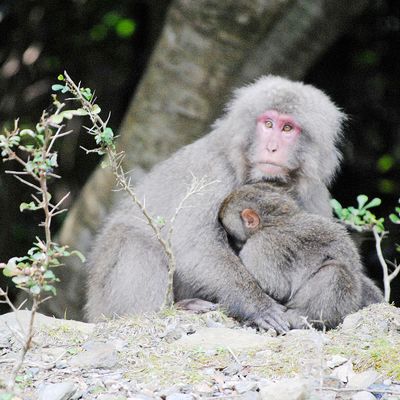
[{"xmin": 219, "ymin": 183, "xmax": 383, "ymax": 329}]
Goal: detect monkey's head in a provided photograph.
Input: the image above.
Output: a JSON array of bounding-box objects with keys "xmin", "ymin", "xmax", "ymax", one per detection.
[
  {"xmin": 216, "ymin": 75, "xmax": 345, "ymax": 185},
  {"xmin": 219, "ymin": 183, "xmax": 299, "ymax": 248}
]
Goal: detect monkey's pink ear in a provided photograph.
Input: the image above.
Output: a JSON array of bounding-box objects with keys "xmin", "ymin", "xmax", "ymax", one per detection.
[{"xmin": 241, "ymin": 209, "xmax": 260, "ymax": 229}]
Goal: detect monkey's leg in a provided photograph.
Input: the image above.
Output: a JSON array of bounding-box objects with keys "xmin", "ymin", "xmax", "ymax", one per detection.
[
  {"xmin": 85, "ymin": 224, "xmax": 168, "ymax": 321},
  {"xmin": 284, "ymin": 260, "xmax": 363, "ymax": 330},
  {"xmin": 360, "ymin": 275, "xmax": 384, "ymax": 306}
]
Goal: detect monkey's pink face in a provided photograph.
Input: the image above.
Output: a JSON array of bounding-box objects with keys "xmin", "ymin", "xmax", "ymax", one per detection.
[{"xmin": 253, "ymin": 110, "xmax": 301, "ymax": 178}]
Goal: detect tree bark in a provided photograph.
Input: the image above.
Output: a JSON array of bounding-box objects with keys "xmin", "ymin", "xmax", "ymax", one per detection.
[
  {"xmin": 47, "ymin": 0, "xmax": 369, "ymax": 319},
  {"xmin": 238, "ymin": 0, "xmax": 369, "ymax": 84}
]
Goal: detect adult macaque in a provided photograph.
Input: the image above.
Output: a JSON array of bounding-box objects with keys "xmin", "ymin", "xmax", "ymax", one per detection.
[
  {"xmin": 219, "ymin": 183, "xmax": 383, "ymax": 329},
  {"xmin": 86, "ymin": 76, "xmax": 346, "ymax": 332}
]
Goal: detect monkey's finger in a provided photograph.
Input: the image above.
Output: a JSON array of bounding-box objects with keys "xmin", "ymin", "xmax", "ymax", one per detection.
[{"xmin": 254, "ymin": 316, "xmax": 289, "ymax": 334}]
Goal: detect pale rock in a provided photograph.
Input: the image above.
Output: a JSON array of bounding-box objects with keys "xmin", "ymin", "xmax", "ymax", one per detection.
[
  {"xmin": 327, "ymin": 355, "xmax": 348, "ymax": 368},
  {"xmin": 342, "ymin": 313, "xmax": 363, "ymax": 330},
  {"xmin": 38, "ymin": 382, "xmax": 77, "ymax": 400},
  {"xmin": 351, "ymin": 391, "xmax": 376, "ymax": 400},
  {"xmin": 330, "ymin": 360, "xmax": 354, "ymax": 383},
  {"xmin": 166, "ymin": 394, "xmax": 194, "ymax": 400},
  {"xmin": 174, "ymin": 327, "xmax": 273, "ymax": 351},
  {"xmin": 347, "ymin": 369, "xmax": 380, "ymax": 388},
  {"xmin": 0, "ymin": 311, "xmax": 95, "ymax": 335},
  {"xmin": 259, "ymin": 378, "xmax": 311, "ymax": 400},
  {"xmin": 69, "ymin": 341, "xmax": 117, "ymax": 369},
  {"xmin": 234, "ymin": 380, "xmax": 257, "ymax": 394}
]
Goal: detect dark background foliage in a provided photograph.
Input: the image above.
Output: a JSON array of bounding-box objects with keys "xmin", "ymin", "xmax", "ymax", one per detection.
[{"xmin": 0, "ymin": 0, "xmax": 399, "ymax": 312}]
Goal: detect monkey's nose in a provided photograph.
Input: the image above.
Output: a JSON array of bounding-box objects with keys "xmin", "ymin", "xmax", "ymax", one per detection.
[{"xmin": 267, "ymin": 146, "xmax": 278, "ymax": 153}]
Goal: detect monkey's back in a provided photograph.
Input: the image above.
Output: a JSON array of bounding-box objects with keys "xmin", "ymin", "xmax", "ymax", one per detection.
[{"xmin": 239, "ymin": 212, "xmax": 362, "ymax": 303}]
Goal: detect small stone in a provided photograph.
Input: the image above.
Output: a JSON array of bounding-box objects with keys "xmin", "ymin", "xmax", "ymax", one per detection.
[
  {"xmin": 234, "ymin": 381, "xmax": 257, "ymax": 394},
  {"xmin": 342, "ymin": 313, "xmax": 363, "ymax": 330},
  {"xmin": 322, "ymin": 376, "xmax": 343, "ymax": 389},
  {"xmin": 69, "ymin": 341, "xmax": 117, "ymax": 369},
  {"xmin": 70, "ymin": 391, "xmax": 84, "ymax": 400},
  {"xmin": 327, "ymin": 355, "xmax": 348, "ymax": 368},
  {"xmin": 351, "ymin": 391, "xmax": 376, "ymax": 400},
  {"xmin": 330, "ymin": 361, "xmax": 354, "ymax": 383},
  {"xmin": 55, "ymin": 361, "xmax": 68, "ymax": 369},
  {"xmin": 163, "ymin": 328, "xmax": 184, "ymax": 343},
  {"xmin": 113, "ymin": 339, "xmax": 128, "ymax": 351},
  {"xmin": 166, "ymin": 394, "xmax": 194, "ymax": 400},
  {"xmin": 259, "ymin": 378, "xmax": 311, "ymax": 400},
  {"xmin": 205, "ymin": 318, "xmax": 224, "ymax": 328},
  {"xmin": 222, "ymin": 363, "xmax": 241, "ymax": 376},
  {"xmin": 128, "ymin": 394, "xmax": 154, "ymax": 400},
  {"xmin": 38, "ymin": 382, "xmax": 77, "ymax": 400},
  {"xmin": 241, "ymin": 391, "xmax": 261, "ymax": 400},
  {"xmin": 27, "ymin": 367, "xmax": 40, "ymax": 376},
  {"xmin": 347, "ymin": 369, "xmax": 379, "ymax": 388},
  {"xmin": 97, "ymin": 395, "xmax": 119, "ymax": 400},
  {"xmin": 194, "ymin": 382, "xmax": 214, "ymax": 393}
]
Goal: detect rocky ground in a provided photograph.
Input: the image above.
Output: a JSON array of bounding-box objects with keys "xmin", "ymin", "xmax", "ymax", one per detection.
[{"xmin": 0, "ymin": 303, "xmax": 399, "ymax": 400}]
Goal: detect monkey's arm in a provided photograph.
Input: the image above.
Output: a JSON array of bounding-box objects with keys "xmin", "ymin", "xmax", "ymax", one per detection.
[{"xmin": 174, "ymin": 239, "xmax": 290, "ymax": 333}]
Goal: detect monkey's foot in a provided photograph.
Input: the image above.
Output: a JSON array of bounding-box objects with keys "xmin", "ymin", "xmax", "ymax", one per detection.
[{"xmin": 175, "ymin": 298, "xmax": 219, "ymax": 313}]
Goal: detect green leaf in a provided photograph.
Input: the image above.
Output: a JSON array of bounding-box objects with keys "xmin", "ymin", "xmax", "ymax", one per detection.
[
  {"xmin": 3, "ymin": 266, "xmax": 17, "ymax": 277},
  {"xmin": 115, "ymin": 18, "xmax": 136, "ymax": 38},
  {"xmin": 30, "ymin": 285, "xmax": 41, "ymax": 295},
  {"xmin": 20, "ymin": 129, "xmax": 36, "ymax": 138},
  {"xmin": 31, "ymin": 252, "xmax": 45, "ymax": 261},
  {"xmin": 49, "ymin": 114, "xmax": 64, "ymax": 124},
  {"xmin": 81, "ymin": 88, "xmax": 92, "ymax": 101},
  {"xmin": 92, "ymin": 104, "xmax": 101, "ymax": 114},
  {"xmin": 75, "ymin": 108, "xmax": 89, "ymax": 116},
  {"xmin": 330, "ymin": 199, "xmax": 343, "ymax": 213},
  {"xmin": 43, "ymin": 284, "xmax": 56, "ymax": 295},
  {"xmin": 43, "ymin": 270, "xmax": 56, "ymax": 280},
  {"xmin": 52, "ymin": 84, "xmax": 65, "ymax": 92},
  {"xmin": 20, "ymin": 202, "xmax": 41, "ymax": 212},
  {"xmin": 377, "ymin": 154, "xmax": 395, "ymax": 173},
  {"xmin": 357, "ymin": 195, "xmax": 368, "ymax": 209},
  {"xmin": 364, "ymin": 197, "xmax": 381, "ymax": 209},
  {"xmin": 389, "ymin": 214, "xmax": 400, "ymax": 223},
  {"xmin": 12, "ymin": 275, "xmax": 30, "ymax": 285}
]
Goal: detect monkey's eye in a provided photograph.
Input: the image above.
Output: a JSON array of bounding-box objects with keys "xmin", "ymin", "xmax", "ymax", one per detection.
[
  {"xmin": 282, "ymin": 124, "xmax": 293, "ymax": 132},
  {"xmin": 264, "ymin": 120, "xmax": 273, "ymax": 128}
]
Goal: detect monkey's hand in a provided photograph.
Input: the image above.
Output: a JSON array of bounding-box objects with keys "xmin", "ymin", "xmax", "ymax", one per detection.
[{"xmin": 248, "ymin": 300, "xmax": 290, "ymax": 334}]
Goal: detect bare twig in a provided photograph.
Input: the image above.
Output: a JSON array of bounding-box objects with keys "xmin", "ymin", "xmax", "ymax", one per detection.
[{"xmin": 372, "ymin": 226, "xmax": 399, "ymax": 302}]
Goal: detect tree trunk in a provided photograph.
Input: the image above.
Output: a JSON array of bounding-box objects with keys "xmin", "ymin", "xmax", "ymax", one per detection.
[
  {"xmin": 47, "ymin": 0, "xmax": 369, "ymax": 319},
  {"xmin": 238, "ymin": 0, "xmax": 369, "ymax": 84}
]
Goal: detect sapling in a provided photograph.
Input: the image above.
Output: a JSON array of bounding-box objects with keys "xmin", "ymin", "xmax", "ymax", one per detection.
[
  {"xmin": 331, "ymin": 195, "xmax": 400, "ymax": 302},
  {"xmin": 0, "ymin": 106, "xmax": 84, "ymax": 390}
]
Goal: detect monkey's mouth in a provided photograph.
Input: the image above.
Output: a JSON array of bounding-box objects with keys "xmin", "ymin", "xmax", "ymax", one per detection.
[{"xmin": 256, "ymin": 162, "xmax": 288, "ymax": 176}]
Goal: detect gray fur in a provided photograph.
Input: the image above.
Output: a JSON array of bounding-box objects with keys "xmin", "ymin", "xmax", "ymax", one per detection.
[
  {"xmin": 85, "ymin": 76, "xmax": 346, "ymax": 331},
  {"xmin": 219, "ymin": 183, "xmax": 383, "ymax": 329}
]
